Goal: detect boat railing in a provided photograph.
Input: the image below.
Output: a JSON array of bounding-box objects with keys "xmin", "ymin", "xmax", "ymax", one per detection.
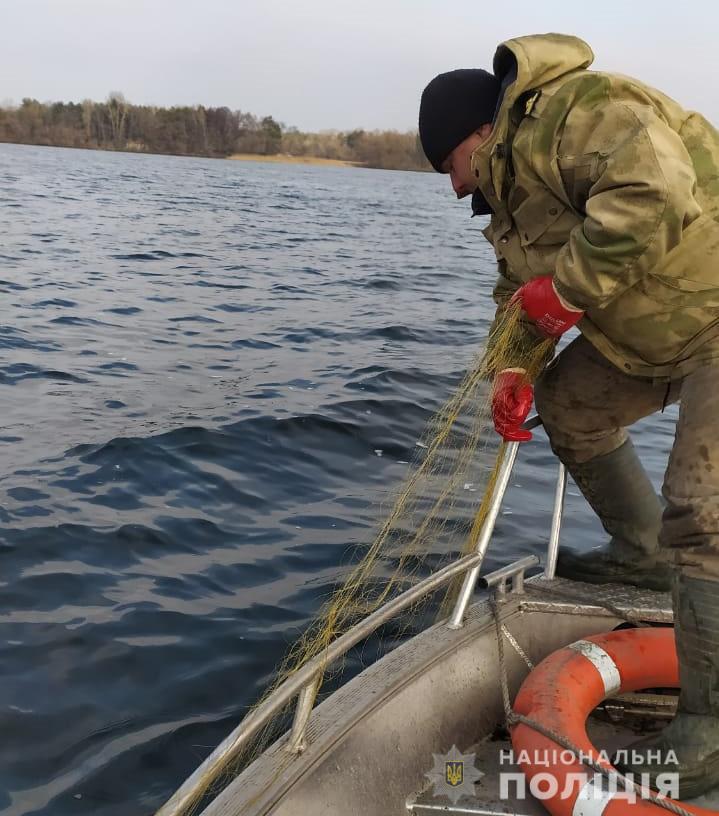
[{"xmin": 155, "ymin": 415, "xmax": 566, "ymax": 816}]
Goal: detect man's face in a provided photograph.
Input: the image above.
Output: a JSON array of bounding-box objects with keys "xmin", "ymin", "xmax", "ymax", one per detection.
[{"xmin": 440, "ymin": 124, "xmax": 493, "ymax": 198}]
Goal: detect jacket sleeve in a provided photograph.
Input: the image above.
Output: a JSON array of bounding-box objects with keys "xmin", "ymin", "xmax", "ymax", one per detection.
[{"xmin": 552, "ymin": 94, "xmax": 701, "ymax": 310}]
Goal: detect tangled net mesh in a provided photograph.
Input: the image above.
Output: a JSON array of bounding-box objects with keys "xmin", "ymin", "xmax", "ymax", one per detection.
[{"xmin": 168, "ymin": 302, "xmax": 554, "ymax": 816}]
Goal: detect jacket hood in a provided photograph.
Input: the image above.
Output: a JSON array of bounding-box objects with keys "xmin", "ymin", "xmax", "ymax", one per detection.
[
  {"xmin": 471, "ymin": 34, "xmax": 594, "ymax": 216},
  {"xmin": 494, "ymin": 33, "xmax": 594, "ymax": 101}
]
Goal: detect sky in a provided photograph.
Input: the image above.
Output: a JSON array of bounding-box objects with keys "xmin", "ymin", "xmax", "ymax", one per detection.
[{"xmin": 2, "ymin": 0, "xmax": 717, "ymax": 132}]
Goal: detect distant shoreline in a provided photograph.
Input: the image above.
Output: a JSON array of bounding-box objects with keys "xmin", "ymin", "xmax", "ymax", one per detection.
[
  {"xmin": 228, "ymin": 153, "xmax": 360, "ymax": 168},
  {"xmin": 1, "ymin": 98, "xmax": 431, "ymax": 171}
]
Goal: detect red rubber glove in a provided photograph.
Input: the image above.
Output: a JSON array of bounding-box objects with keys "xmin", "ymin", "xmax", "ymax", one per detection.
[
  {"xmin": 492, "ymin": 368, "xmax": 534, "ymax": 442},
  {"xmin": 510, "ymin": 275, "xmax": 584, "ymax": 338}
]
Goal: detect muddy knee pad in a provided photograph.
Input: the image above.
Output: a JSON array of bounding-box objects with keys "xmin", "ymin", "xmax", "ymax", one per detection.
[{"xmin": 535, "ymin": 361, "xmax": 627, "ymax": 465}]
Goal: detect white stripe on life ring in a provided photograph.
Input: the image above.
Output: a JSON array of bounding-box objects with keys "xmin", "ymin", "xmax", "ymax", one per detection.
[
  {"xmin": 572, "ymin": 776, "xmax": 615, "ymax": 816},
  {"xmin": 568, "ymin": 640, "xmax": 621, "ymax": 696}
]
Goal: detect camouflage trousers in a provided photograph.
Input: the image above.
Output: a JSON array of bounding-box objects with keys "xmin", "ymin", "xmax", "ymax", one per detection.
[{"xmin": 535, "ymin": 336, "xmax": 719, "ymax": 579}]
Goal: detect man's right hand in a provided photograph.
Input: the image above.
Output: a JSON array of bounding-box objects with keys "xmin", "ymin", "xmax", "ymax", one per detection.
[
  {"xmin": 509, "ymin": 275, "xmax": 583, "ymax": 338},
  {"xmin": 491, "ymin": 368, "xmax": 534, "ymax": 442}
]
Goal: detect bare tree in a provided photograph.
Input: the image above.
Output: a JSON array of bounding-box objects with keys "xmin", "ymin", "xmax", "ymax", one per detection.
[{"xmin": 107, "ymin": 91, "xmax": 128, "ymax": 147}]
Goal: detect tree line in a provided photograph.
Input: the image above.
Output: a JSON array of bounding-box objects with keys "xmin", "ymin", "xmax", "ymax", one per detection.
[{"xmin": 0, "ymin": 94, "xmax": 431, "ymax": 171}]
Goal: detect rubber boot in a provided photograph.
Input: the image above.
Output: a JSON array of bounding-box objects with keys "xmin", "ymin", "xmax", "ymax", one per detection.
[
  {"xmin": 615, "ymin": 573, "xmax": 719, "ymax": 799},
  {"xmin": 554, "ymin": 438, "xmax": 673, "ymax": 591}
]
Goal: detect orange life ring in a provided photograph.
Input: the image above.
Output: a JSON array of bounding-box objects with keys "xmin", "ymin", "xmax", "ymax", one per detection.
[{"xmin": 511, "ymin": 627, "xmax": 717, "ymax": 815}]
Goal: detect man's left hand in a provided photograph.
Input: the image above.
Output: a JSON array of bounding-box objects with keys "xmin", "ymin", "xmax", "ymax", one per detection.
[
  {"xmin": 492, "ymin": 368, "xmax": 534, "ymax": 442},
  {"xmin": 510, "ymin": 275, "xmax": 584, "ymax": 338}
]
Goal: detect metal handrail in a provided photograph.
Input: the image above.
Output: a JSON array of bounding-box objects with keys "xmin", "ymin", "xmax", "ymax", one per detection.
[
  {"xmin": 155, "ymin": 414, "xmax": 566, "ymax": 816},
  {"xmin": 544, "ymin": 461, "xmax": 567, "ymax": 579},
  {"xmin": 446, "ymin": 439, "xmax": 521, "ymax": 627},
  {"xmin": 479, "ymin": 554, "xmax": 540, "ymax": 593}
]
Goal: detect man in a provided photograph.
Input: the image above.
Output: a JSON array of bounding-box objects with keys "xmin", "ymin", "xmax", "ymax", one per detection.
[{"xmin": 418, "ymin": 34, "xmax": 719, "ymax": 797}]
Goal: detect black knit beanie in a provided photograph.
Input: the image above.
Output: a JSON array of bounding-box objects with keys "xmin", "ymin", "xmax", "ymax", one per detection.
[{"xmin": 418, "ymin": 69, "xmax": 500, "ymax": 173}]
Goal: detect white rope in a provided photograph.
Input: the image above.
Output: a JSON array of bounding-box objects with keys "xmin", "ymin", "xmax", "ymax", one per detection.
[{"xmin": 500, "ymin": 623, "xmax": 534, "ymax": 670}]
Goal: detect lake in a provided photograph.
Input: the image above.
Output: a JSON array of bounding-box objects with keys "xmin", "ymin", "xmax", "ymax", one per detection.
[{"xmin": 0, "ymin": 142, "xmax": 676, "ymax": 815}]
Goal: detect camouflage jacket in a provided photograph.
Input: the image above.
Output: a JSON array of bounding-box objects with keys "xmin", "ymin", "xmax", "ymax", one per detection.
[{"xmin": 474, "ymin": 34, "xmax": 719, "ymax": 379}]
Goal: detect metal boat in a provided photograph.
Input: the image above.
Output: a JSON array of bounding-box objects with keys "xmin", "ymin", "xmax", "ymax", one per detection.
[{"xmin": 156, "ymin": 418, "xmax": 719, "ymax": 816}]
